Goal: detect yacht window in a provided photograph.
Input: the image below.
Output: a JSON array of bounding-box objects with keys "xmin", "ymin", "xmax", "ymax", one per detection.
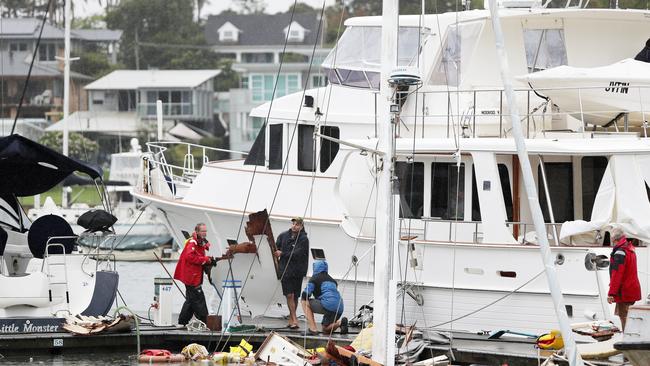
[
  {"xmin": 430, "ymin": 21, "xmax": 482, "ymax": 86},
  {"xmin": 396, "ymin": 162, "xmax": 424, "ymax": 219},
  {"xmin": 431, "ymin": 162, "xmax": 465, "ymax": 220},
  {"xmin": 268, "ymin": 124, "xmax": 283, "ymax": 170},
  {"xmin": 471, "ymin": 164, "xmax": 513, "ymax": 222},
  {"xmin": 524, "ymin": 29, "xmax": 568, "ymax": 73},
  {"xmin": 320, "ymin": 126, "xmax": 340, "ymax": 173},
  {"xmin": 323, "ymin": 26, "xmax": 424, "ymax": 89},
  {"xmin": 538, "ymin": 162, "xmax": 573, "ymax": 222},
  {"xmin": 298, "ymin": 125, "xmax": 315, "ymax": 172},
  {"xmin": 244, "ymin": 126, "xmax": 265, "ymax": 166},
  {"xmin": 581, "ymin": 156, "xmax": 608, "ymax": 220}
]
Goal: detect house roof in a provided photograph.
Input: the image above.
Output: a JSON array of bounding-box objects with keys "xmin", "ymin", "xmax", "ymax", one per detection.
[
  {"xmin": 0, "ymin": 17, "xmax": 122, "ymax": 42},
  {"xmin": 46, "ymin": 111, "xmax": 142, "ymax": 134},
  {"xmin": 1, "ymin": 51, "xmax": 91, "ymax": 79},
  {"xmin": 205, "ymin": 13, "xmax": 322, "ymax": 46},
  {"xmin": 84, "ymin": 70, "xmax": 221, "ymax": 90}
]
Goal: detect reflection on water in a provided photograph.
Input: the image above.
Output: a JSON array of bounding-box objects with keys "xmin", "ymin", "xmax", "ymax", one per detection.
[{"xmin": 1, "ymin": 352, "xmax": 136, "ymax": 365}]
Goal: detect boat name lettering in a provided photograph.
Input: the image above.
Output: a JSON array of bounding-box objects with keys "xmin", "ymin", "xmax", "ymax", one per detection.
[
  {"xmin": 605, "ymin": 81, "xmax": 629, "ymax": 94},
  {"xmin": 0, "ymin": 319, "xmax": 62, "ymax": 333}
]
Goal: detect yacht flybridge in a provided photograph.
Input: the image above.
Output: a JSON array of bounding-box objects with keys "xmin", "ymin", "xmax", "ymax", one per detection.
[{"xmin": 134, "ymin": 4, "xmax": 650, "ymax": 335}]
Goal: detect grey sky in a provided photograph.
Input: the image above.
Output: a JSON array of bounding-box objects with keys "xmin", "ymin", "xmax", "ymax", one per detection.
[{"xmin": 77, "ymin": 0, "xmax": 336, "ymax": 18}]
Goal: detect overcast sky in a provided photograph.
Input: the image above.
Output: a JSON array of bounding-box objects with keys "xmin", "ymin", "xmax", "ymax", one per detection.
[{"xmin": 76, "ymin": 0, "xmax": 337, "ymax": 18}]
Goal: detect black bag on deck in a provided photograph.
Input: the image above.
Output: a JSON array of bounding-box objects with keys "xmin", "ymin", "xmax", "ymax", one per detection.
[{"xmin": 77, "ymin": 209, "xmax": 118, "ymax": 232}]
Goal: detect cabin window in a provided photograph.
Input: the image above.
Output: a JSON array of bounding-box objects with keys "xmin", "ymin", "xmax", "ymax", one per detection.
[
  {"xmin": 431, "ymin": 162, "xmax": 465, "ymax": 220},
  {"xmin": 268, "ymin": 124, "xmax": 283, "ymax": 170},
  {"xmin": 538, "ymin": 162, "xmax": 573, "ymax": 222},
  {"xmin": 523, "ymin": 29, "xmax": 568, "ymax": 73},
  {"xmin": 244, "ymin": 127, "xmax": 265, "ymax": 166},
  {"xmin": 430, "ymin": 22, "xmax": 482, "ymax": 86},
  {"xmin": 320, "ymin": 126, "xmax": 339, "ymax": 173},
  {"xmin": 298, "ymin": 125, "xmax": 315, "ymax": 172},
  {"xmin": 396, "ymin": 162, "xmax": 424, "ymax": 219},
  {"xmin": 471, "ymin": 164, "xmax": 513, "ymax": 222},
  {"xmin": 581, "ymin": 156, "xmax": 608, "ymax": 220}
]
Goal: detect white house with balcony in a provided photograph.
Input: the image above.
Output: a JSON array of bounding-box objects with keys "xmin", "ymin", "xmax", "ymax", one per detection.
[
  {"xmin": 205, "ymin": 13, "xmax": 331, "ymax": 154},
  {"xmin": 48, "ymin": 69, "xmax": 220, "ymax": 140}
]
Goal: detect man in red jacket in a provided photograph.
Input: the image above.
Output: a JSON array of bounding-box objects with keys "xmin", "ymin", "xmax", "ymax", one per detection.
[
  {"xmin": 174, "ymin": 223, "xmax": 214, "ymax": 325},
  {"xmin": 608, "ymin": 228, "xmax": 642, "ymax": 331}
]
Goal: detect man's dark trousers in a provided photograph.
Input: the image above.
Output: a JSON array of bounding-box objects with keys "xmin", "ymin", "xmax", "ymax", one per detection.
[{"xmin": 178, "ymin": 284, "xmax": 208, "ymax": 325}]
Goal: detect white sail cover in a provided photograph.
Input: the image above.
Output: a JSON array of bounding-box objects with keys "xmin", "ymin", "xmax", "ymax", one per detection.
[{"xmin": 560, "ymin": 155, "xmax": 650, "ymax": 244}]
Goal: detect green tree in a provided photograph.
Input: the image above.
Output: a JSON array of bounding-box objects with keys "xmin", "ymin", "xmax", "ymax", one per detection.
[
  {"xmin": 286, "ymin": 3, "xmax": 317, "ymax": 14},
  {"xmin": 39, "ymin": 132, "xmax": 99, "ymax": 161},
  {"xmin": 234, "ymin": 0, "xmax": 266, "ymax": 14},
  {"xmin": 72, "ymin": 50, "xmax": 122, "ymax": 78},
  {"xmin": 105, "ymin": 0, "xmax": 212, "ymax": 70},
  {"xmin": 214, "ymin": 59, "xmax": 241, "ymax": 92}
]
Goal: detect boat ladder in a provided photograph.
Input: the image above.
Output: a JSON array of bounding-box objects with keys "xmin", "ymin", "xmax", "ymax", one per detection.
[{"xmin": 44, "ymin": 242, "xmax": 71, "ymax": 313}]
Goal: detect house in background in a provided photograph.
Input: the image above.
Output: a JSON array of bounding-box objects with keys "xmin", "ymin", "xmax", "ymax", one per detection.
[
  {"xmin": 48, "ymin": 70, "xmax": 220, "ymax": 153},
  {"xmin": 0, "ymin": 17, "xmax": 122, "ymax": 122},
  {"xmin": 205, "ymin": 13, "xmax": 331, "ymax": 153}
]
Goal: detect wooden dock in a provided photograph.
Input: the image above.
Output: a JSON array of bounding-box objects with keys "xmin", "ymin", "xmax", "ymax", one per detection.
[{"xmin": 0, "ymin": 317, "xmax": 626, "ymax": 366}]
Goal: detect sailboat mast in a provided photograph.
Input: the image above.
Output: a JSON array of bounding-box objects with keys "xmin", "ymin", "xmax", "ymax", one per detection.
[
  {"xmin": 487, "ymin": 1, "xmax": 583, "ymax": 365},
  {"xmin": 63, "ymin": 0, "xmax": 71, "ymax": 157},
  {"xmin": 372, "ymin": 0, "xmax": 399, "ymax": 365}
]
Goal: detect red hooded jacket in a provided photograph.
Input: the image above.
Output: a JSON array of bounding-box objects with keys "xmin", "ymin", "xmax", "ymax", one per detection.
[
  {"xmin": 173, "ymin": 233, "xmax": 211, "ymax": 287},
  {"xmin": 608, "ymin": 237, "xmax": 642, "ymax": 303}
]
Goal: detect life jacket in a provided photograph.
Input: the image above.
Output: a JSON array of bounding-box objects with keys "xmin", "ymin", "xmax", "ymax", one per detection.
[
  {"xmin": 173, "ymin": 233, "xmax": 211, "ymax": 287},
  {"xmin": 608, "ymin": 237, "xmax": 642, "ymax": 303}
]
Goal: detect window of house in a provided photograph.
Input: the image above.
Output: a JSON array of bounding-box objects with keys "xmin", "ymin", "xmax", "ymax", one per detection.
[
  {"xmin": 538, "ymin": 162, "xmax": 573, "ymax": 222},
  {"xmin": 268, "ymin": 124, "xmax": 283, "ymax": 170},
  {"xmin": 10, "ymin": 43, "xmax": 27, "ymax": 52},
  {"xmin": 523, "ymin": 29, "xmax": 568, "ymax": 73},
  {"xmin": 320, "ymin": 126, "xmax": 339, "ymax": 173},
  {"xmin": 143, "ymin": 90, "xmax": 192, "ymax": 116},
  {"xmin": 118, "ymin": 90, "xmax": 136, "ymax": 111},
  {"xmin": 242, "ymin": 53, "xmax": 274, "ymax": 63},
  {"xmin": 312, "ymin": 74, "xmax": 327, "ymax": 88},
  {"xmin": 471, "ymin": 164, "xmax": 513, "ymax": 222},
  {"xmin": 581, "ymin": 156, "xmax": 608, "ymax": 220},
  {"xmin": 250, "ymin": 74, "xmax": 301, "ymax": 102},
  {"xmin": 298, "ymin": 124, "xmax": 315, "ymax": 172},
  {"xmin": 396, "ymin": 161, "xmax": 424, "ymax": 218},
  {"xmin": 38, "ymin": 43, "xmax": 57, "ymax": 61},
  {"xmin": 431, "ymin": 162, "xmax": 465, "ymax": 220},
  {"xmin": 223, "ymin": 31, "xmax": 233, "ymax": 39}
]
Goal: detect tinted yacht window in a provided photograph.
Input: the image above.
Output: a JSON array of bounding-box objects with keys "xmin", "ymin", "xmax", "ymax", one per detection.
[
  {"xmin": 431, "ymin": 162, "xmax": 465, "ymax": 220},
  {"xmin": 268, "ymin": 124, "xmax": 283, "ymax": 170},
  {"xmin": 320, "ymin": 126, "xmax": 340, "ymax": 173},
  {"xmin": 471, "ymin": 164, "xmax": 513, "ymax": 222},
  {"xmin": 538, "ymin": 162, "xmax": 573, "ymax": 222},
  {"xmin": 298, "ymin": 125, "xmax": 315, "ymax": 172},
  {"xmin": 581, "ymin": 156, "xmax": 608, "ymax": 220},
  {"xmin": 396, "ymin": 162, "xmax": 424, "ymax": 218}
]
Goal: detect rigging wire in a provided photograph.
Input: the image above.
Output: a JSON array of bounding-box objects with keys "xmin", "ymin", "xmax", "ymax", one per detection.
[{"xmin": 11, "ymin": 0, "xmax": 54, "ymax": 135}]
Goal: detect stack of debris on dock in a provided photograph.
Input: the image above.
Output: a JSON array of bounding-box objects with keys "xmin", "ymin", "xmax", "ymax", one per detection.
[{"xmin": 61, "ymin": 314, "xmax": 133, "ymax": 335}]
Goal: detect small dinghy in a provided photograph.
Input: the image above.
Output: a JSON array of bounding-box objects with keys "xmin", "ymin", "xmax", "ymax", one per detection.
[{"xmin": 519, "ymin": 58, "xmax": 650, "ymax": 126}]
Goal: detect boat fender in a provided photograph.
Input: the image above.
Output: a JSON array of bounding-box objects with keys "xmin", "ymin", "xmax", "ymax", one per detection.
[{"xmin": 536, "ymin": 329, "xmax": 564, "ymax": 350}]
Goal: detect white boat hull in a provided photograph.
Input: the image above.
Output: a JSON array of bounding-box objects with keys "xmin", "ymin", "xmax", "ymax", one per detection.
[{"xmin": 137, "ymin": 191, "xmax": 634, "ymax": 335}]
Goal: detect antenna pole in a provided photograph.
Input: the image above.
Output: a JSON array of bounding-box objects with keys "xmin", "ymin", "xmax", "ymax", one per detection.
[{"xmin": 487, "ymin": 1, "xmax": 583, "ymax": 365}]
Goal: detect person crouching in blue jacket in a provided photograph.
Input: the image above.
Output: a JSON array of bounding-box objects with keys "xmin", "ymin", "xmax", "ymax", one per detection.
[{"xmin": 300, "ymin": 260, "xmax": 348, "ymax": 335}]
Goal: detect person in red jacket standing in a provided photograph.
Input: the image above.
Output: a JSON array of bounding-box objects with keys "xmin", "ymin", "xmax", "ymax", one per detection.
[
  {"xmin": 174, "ymin": 223, "xmax": 214, "ymax": 325},
  {"xmin": 608, "ymin": 228, "xmax": 642, "ymax": 331}
]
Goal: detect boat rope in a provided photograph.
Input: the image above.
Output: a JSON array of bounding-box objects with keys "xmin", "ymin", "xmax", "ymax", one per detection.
[
  {"xmin": 113, "ymin": 306, "xmax": 141, "ymax": 355},
  {"xmin": 425, "ymin": 268, "xmax": 545, "ymax": 328},
  {"xmin": 10, "ymin": 0, "xmax": 53, "ymax": 135},
  {"xmin": 208, "ymin": 0, "xmax": 330, "ymax": 351}
]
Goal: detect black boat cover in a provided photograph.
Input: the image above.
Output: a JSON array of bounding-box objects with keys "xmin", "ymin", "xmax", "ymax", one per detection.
[
  {"xmin": 77, "ymin": 209, "xmax": 118, "ymax": 232},
  {"xmin": 0, "ymin": 134, "xmax": 102, "ymax": 196}
]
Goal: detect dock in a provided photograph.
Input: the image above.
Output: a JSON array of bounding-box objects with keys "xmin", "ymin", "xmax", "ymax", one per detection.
[{"xmin": 0, "ymin": 316, "xmax": 627, "ymax": 365}]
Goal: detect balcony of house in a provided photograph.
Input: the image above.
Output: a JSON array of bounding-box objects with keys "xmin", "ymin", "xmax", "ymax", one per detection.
[
  {"xmin": 0, "ymin": 77, "xmax": 63, "ymax": 119},
  {"xmin": 137, "ymin": 89, "xmax": 213, "ymax": 122}
]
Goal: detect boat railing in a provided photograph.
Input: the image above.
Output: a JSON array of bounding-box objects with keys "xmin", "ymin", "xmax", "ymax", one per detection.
[
  {"xmin": 395, "ymin": 84, "xmax": 650, "ymax": 139},
  {"xmin": 145, "ymin": 141, "xmax": 248, "ymax": 187}
]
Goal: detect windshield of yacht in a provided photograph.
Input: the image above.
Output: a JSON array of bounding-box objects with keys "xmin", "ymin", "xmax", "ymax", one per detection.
[{"xmin": 322, "ymin": 26, "xmax": 423, "ymax": 89}]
